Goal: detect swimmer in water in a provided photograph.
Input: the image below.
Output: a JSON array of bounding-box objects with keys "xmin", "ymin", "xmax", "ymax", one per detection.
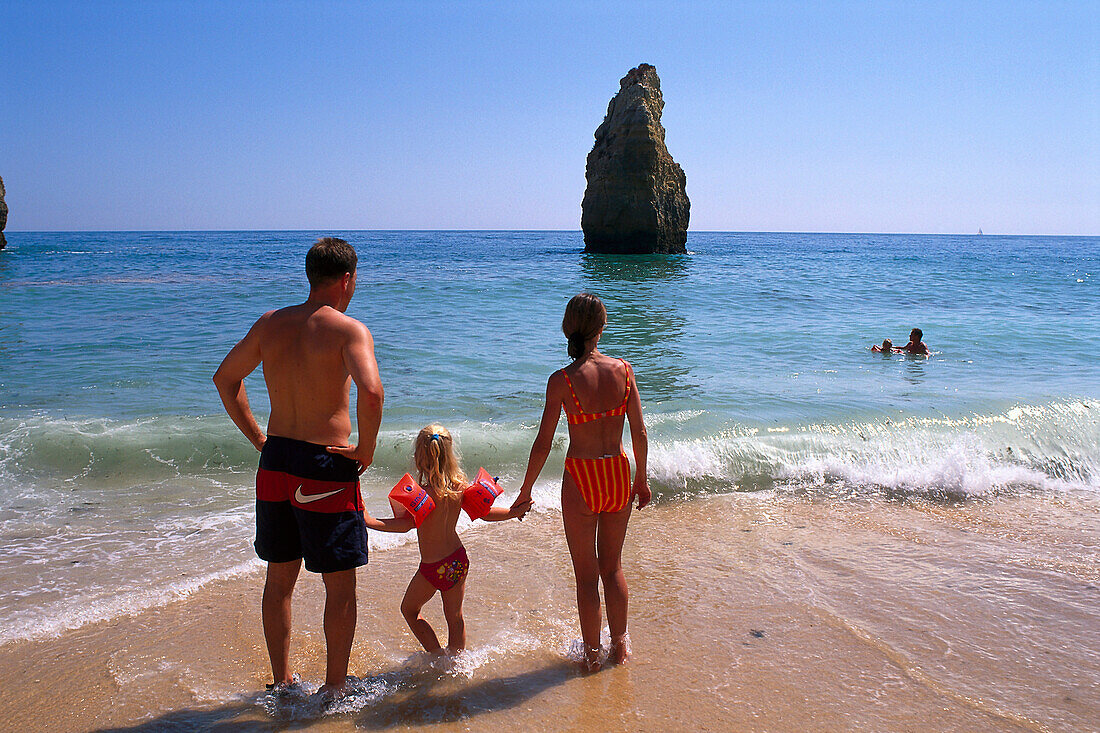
[
  {"xmin": 900, "ymin": 328, "xmax": 929, "ymax": 355},
  {"xmin": 871, "ymin": 338, "xmax": 894, "ymax": 353}
]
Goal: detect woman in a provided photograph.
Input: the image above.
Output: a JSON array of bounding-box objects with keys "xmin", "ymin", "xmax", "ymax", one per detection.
[{"xmin": 512, "ymin": 292, "xmax": 651, "ymax": 672}]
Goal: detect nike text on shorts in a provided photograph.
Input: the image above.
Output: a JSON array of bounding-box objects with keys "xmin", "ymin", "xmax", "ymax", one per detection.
[{"xmin": 255, "ymin": 435, "xmax": 369, "ymax": 573}]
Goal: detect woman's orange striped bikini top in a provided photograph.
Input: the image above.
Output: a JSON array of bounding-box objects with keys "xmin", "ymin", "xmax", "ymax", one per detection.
[{"xmin": 561, "ymin": 359, "xmax": 632, "ymax": 425}]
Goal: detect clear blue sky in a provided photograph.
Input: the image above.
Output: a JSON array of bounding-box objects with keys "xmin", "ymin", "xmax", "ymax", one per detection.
[{"xmin": 2, "ymin": 1, "xmax": 1097, "ymax": 234}]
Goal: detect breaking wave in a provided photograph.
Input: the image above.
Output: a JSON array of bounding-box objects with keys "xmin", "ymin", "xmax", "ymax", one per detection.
[{"xmin": 1, "ymin": 399, "xmax": 1096, "ymax": 502}]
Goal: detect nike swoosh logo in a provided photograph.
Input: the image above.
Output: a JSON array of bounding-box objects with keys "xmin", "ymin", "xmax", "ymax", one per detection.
[{"xmin": 294, "ymin": 486, "xmax": 345, "ymax": 504}]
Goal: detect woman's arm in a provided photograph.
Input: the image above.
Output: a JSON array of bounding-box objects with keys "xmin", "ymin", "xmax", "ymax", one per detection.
[
  {"xmin": 363, "ymin": 509, "xmax": 416, "ymax": 533},
  {"xmin": 510, "ymin": 373, "xmax": 563, "ymax": 513},
  {"xmin": 625, "ymin": 364, "xmax": 651, "ymax": 509}
]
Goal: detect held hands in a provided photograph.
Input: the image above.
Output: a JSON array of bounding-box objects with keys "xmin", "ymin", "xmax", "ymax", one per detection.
[
  {"xmin": 326, "ymin": 444, "xmax": 371, "ymax": 474},
  {"xmin": 509, "ymin": 488, "xmax": 534, "ymax": 521},
  {"xmin": 509, "ymin": 498, "xmax": 534, "ymax": 521},
  {"xmin": 633, "ymin": 476, "xmax": 652, "ymax": 509}
]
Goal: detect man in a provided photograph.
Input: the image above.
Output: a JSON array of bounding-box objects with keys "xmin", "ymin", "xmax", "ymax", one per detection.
[
  {"xmin": 900, "ymin": 328, "xmax": 929, "ymax": 355},
  {"xmin": 213, "ymin": 237, "xmax": 383, "ymax": 698}
]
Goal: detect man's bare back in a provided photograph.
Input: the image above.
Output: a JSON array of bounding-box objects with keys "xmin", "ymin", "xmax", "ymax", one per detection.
[
  {"xmin": 258, "ymin": 303, "xmax": 371, "ymax": 447},
  {"xmin": 214, "ymin": 284, "xmax": 382, "ymax": 463}
]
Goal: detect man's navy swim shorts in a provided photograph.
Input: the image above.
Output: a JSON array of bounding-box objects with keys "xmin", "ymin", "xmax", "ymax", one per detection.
[{"xmin": 255, "ymin": 435, "xmax": 369, "ymax": 573}]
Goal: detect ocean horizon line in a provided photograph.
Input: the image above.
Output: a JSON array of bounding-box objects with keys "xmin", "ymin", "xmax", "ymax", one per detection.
[{"xmin": 4, "ymin": 228, "xmax": 1097, "ymax": 238}]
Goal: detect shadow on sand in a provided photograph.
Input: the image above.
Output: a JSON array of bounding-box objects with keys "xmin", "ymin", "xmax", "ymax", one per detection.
[
  {"xmin": 352, "ymin": 662, "xmax": 575, "ymax": 729},
  {"xmin": 95, "ymin": 660, "xmax": 576, "ymax": 732}
]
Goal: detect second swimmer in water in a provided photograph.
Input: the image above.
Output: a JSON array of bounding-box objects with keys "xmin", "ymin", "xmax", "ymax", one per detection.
[{"xmin": 364, "ymin": 424, "xmax": 532, "ymax": 655}]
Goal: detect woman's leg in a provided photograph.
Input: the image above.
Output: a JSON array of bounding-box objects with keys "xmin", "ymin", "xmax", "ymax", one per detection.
[
  {"xmin": 562, "ymin": 469, "xmax": 602, "ymax": 670},
  {"xmin": 440, "ymin": 578, "xmax": 467, "ymax": 653},
  {"xmin": 597, "ymin": 505, "xmax": 633, "ymax": 663},
  {"xmin": 400, "ymin": 572, "xmax": 442, "ymax": 653}
]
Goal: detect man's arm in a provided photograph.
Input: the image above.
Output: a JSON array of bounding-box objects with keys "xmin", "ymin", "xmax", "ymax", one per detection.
[
  {"xmin": 328, "ymin": 320, "xmax": 384, "ymax": 469},
  {"xmin": 213, "ymin": 314, "xmax": 268, "ymax": 451}
]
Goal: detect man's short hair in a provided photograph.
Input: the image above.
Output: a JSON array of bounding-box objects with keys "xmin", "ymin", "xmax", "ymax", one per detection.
[
  {"xmin": 911, "ymin": 328, "xmax": 923, "ymax": 340},
  {"xmin": 306, "ymin": 237, "xmax": 357, "ymax": 286}
]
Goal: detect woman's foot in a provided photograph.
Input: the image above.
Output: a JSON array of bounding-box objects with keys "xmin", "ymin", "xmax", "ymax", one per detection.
[
  {"xmin": 609, "ymin": 634, "xmax": 631, "ymax": 665},
  {"xmin": 581, "ymin": 645, "xmax": 602, "ymax": 673}
]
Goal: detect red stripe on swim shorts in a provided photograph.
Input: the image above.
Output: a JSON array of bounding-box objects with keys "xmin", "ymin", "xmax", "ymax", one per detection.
[{"xmin": 257, "ymin": 468, "xmax": 363, "ymax": 513}]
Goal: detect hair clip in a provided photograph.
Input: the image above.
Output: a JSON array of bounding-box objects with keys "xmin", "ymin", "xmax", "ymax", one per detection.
[{"xmin": 431, "ymin": 433, "xmax": 442, "ymax": 441}]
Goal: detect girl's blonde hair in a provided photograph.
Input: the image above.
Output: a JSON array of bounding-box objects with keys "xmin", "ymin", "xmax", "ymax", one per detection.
[{"xmin": 414, "ymin": 424, "xmax": 467, "ymax": 497}]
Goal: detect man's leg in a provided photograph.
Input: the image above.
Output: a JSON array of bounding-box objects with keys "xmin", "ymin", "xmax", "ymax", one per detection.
[
  {"xmin": 319, "ymin": 568, "xmax": 357, "ymax": 692},
  {"xmin": 262, "ymin": 559, "xmax": 302, "ymax": 686}
]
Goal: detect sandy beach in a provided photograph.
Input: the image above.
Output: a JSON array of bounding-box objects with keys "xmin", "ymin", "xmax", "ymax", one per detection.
[{"xmin": 3, "ymin": 492, "xmax": 1095, "ymax": 732}]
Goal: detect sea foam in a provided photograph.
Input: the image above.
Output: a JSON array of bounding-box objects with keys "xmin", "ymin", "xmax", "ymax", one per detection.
[{"xmin": 0, "ymin": 399, "xmax": 1095, "ymax": 645}]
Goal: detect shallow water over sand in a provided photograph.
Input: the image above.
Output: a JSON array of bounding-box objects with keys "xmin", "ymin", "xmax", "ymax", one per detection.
[{"xmin": 3, "ymin": 495, "xmax": 1096, "ymax": 732}]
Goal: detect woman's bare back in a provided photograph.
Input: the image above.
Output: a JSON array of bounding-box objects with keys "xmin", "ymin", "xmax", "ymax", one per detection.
[{"xmin": 560, "ymin": 353, "xmax": 632, "ymax": 459}]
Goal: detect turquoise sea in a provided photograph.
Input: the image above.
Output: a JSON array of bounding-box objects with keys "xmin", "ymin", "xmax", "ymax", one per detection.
[{"xmin": 0, "ymin": 231, "xmax": 1097, "ymax": 643}]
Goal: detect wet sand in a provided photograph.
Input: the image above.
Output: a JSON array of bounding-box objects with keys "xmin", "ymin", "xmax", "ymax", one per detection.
[{"xmin": 2, "ymin": 493, "xmax": 1097, "ymax": 732}]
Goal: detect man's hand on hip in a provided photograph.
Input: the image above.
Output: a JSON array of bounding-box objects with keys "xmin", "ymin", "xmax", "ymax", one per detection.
[{"xmin": 326, "ymin": 444, "xmax": 372, "ymax": 474}]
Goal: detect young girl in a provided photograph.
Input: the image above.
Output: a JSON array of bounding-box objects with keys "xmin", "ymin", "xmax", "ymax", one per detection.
[
  {"xmin": 364, "ymin": 424, "xmax": 531, "ymax": 655},
  {"xmin": 511, "ymin": 292, "xmax": 651, "ymax": 672}
]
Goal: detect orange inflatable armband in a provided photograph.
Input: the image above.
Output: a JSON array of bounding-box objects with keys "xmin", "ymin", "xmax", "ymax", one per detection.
[
  {"xmin": 462, "ymin": 468, "xmax": 503, "ymax": 520},
  {"xmin": 388, "ymin": 473, "xmax": 435, "ymax": 527}
]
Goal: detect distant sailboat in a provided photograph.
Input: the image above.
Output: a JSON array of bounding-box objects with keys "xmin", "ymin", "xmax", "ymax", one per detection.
[{"xmin": 978, "ymin": 228, "xmax": 983, "ymax": 235}]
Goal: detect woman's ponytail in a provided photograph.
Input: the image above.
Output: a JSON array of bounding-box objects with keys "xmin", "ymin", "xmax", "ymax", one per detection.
[{"xmin": 567, "ymin": 331, "xmax": 587, "ymax": 359}]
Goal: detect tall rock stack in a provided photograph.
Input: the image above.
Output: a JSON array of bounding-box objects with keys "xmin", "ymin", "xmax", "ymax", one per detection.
[
  {"xmin": 581, "ymin": 64, "xmax": 689, "ymax": 254},
  {"xmin": 0, "ymin": 176, "xmax": 7, "ymax": 250}
]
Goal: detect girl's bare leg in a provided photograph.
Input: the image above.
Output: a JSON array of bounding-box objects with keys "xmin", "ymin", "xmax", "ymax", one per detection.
[
  {"xmin": 440, "ymin": 578, "xmax": 467, "ymax": 653},
  {"xmin": 597, "ymin": 505, "xmax": 633, "ymax": 664},
  {"xmin": 400, "ymin": 573, "xmax": 442, "ymax": 653},
  {"xmin": 562, "ymin": 471, "xmax": 602, "ymax": 671}
]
